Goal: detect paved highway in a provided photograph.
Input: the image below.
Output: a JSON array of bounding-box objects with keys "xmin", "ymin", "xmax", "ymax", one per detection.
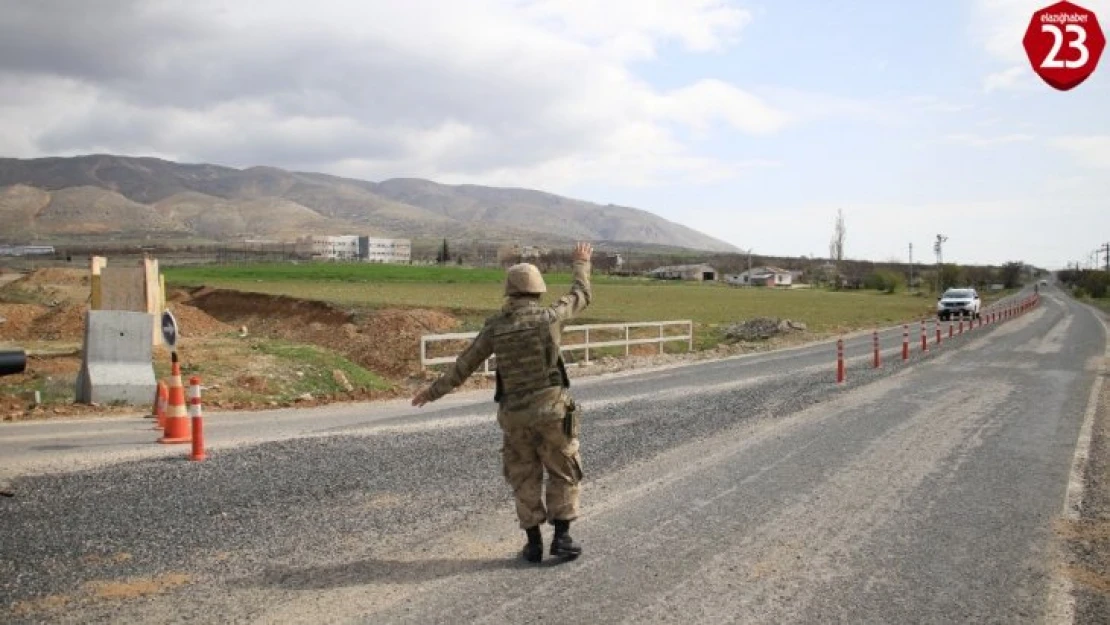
[{"xmin": 1, "ymin": 286, "xmax": 1104, "ymax": 624}]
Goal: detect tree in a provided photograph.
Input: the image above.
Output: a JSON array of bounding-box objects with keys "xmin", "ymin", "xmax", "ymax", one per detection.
[
  {"xmin": 999, "ymin": 261, "xmax": 1024, "ymax": 289},
  {"xmin": 938, "ymin": 263, "xmax": 964, "ymax": 291},
  {"xmin": 829, "ymin": 209, "xmax": 846, "ymax": 289},
  {"xmin": 436, "ymin": 238, "xmax": 451, "ymax": 265},
  {"xmin": 829, "ymin": 208, "xmax": 846, "ymax": 265}
]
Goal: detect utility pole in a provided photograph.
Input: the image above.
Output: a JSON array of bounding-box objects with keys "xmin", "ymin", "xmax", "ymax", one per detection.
[
  {"xmin": 933, "ymin": 234, "xmax": 947, "ymax": 293},
  {"xmin": 1102, "ymin": 242, "xmax": 1110, "ymax": 272}
]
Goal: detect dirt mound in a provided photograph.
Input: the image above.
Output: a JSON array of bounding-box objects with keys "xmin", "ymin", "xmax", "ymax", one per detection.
[
  {"xmin": 185, "ymin": 290, "xmax": 460, "ymax": 377},
  {"xmin": 169, "ymin": 303, "xmax": 233, "ymax": 337},
  {"xmin": 190, "ymin": 289, "xmax": 351, "ymax": 326},
  {"xmin": 31, "ymin": 304, "xmax": 87, "ymax": 341},
  {"xmin": 19, "ymin": 268, "xmax": 89, "ymax": 287},
  {"xmin": 0, "ymin": 303, "xmax": 48, "ymax": 340},
  {"xmin": 345, "ymin": 308, "xmax": 460, "ymax": 376},
  {"xmin": 166, "ymin": 288, "xmax": 193, "ymax": 303}
]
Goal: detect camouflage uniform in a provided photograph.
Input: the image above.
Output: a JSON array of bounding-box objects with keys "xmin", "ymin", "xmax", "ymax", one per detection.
[{"xmin": 421, "ymin": 258, "xmax": 592, "ymax": 532}]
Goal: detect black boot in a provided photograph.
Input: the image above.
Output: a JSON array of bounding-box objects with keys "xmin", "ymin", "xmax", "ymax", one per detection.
[
  {"xmin": 550, "ymin": 519, "xmax": 582, "ymax": 559},
  {"xmin": 521, "ymin": 526, "xmax": 543, "ymax": 563}
]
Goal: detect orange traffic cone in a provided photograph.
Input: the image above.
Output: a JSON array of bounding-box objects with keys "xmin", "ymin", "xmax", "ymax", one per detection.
[
  {"xmin": 152, "ymin": 381, "xmax": 168, "ymax": 430},
  {"xmin": 159, "ymin": 355, "xmax": 191, "ymax": 444}
]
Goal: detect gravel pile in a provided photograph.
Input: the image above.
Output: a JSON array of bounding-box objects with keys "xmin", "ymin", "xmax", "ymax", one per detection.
[{"xmin": 723, "ymin": 317, "xmax": 807, "ymax": 342}]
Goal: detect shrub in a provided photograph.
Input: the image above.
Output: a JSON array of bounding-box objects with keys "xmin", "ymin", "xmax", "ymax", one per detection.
[{"xmin": 864, "ymin": 270, "xmax": 906, "ymax": 294}]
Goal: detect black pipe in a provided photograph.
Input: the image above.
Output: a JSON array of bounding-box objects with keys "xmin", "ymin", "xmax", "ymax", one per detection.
[{"xmin": 0, "ymin": 350, "xmax": 27, "ymax": 377}]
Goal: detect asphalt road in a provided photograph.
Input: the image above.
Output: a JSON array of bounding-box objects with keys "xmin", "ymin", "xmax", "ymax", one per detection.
[{"xmin": 1, "ymin": 286, "xmax": 1104, "ymax": 624}]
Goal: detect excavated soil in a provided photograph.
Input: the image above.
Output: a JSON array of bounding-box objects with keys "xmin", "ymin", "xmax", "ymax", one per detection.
[{"xmin": 185, "ymin": 288, "xmax": 460, "ymax": 378}]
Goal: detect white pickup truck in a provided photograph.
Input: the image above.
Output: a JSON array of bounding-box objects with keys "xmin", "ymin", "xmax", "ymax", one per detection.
[{"xmin": 936, "ymin": 287, "xmax": 981, "ymax": 321}]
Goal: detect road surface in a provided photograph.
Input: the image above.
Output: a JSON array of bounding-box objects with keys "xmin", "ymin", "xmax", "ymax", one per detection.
[{"xmin": 1, "ymin": 286, "xmax": 1105, "ymax": 624}]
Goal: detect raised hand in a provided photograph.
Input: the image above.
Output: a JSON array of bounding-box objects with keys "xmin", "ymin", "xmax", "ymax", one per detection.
[{"xmin": 573, "ymin": 242, "xmax": 593, "ymax": 262}]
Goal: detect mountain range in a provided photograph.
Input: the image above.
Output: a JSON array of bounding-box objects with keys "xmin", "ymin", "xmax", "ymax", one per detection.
[{"xmin": 0, "ymin": 154, "xmax": 739, "ymax": 253}]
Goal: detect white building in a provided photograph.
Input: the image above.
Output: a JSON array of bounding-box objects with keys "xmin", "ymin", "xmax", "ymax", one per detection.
[
  {"xmin": 725, "ymin": 266, "xmax": 793, "ymax": 287},
  {"xmin": 294, "ymin": 235, "xmax": 411, "ymax": 263},
  {"xmin": 0, "ymin": 245, "xmax": 55, "ymax": 256},
  {"xmin": 647, "ymin": 264, "xmax": 718, "ymax": 281},
  {"xmin": 295, "ymin": 235, "xmax": 360, "ymax": 260},
  {"xmin": 361, "ymin": 237, "xmax": 411, "ymax": 263}
]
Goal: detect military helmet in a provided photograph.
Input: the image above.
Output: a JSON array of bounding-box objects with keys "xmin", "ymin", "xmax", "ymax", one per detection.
[{"xmin": 505, "ymin": 263, "xmax": 547, "ymax": 296}]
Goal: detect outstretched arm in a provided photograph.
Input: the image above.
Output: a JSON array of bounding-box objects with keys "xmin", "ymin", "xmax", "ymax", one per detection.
[
  {"xmin": 548, "ymin": 241, "xmax": 593, "ymax": 323},
  {"xmin": 412, "ymin": 325, "xmax": 494, "ymax": 407}
]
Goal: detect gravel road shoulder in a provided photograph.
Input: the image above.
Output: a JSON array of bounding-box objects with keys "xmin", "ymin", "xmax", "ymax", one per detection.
[{"xmin": 1064, "ymin": 304, "xmax": 1110, "ymax": 624}]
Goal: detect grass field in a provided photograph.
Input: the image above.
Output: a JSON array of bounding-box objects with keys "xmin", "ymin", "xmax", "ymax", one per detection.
[
  {"xmin": 165, "ymin": 262, "xmax": 636, "ymax": 285},
  {"xmin": 165, "ymin": 263, "xmax": 950, "ymax": 339}
]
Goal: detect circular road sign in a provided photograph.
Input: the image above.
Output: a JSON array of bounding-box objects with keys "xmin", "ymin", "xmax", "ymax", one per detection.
[{"xmin": 161, "ymin": 310, "xmax": 179, "ymax": 349}]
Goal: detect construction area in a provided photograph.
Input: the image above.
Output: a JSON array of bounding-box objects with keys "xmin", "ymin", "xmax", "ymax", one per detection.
[{"xmin": 1, "ymin": 261, "xmax": 801, "ymax": 422}]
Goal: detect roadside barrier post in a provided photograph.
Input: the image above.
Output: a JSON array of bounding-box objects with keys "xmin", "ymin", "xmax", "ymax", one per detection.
[
  {"xmin": 873, "ymin": 331, "xmax": 881, "ymax": 368},
  {"xmin": 935, "ymin": 319, "xmax": 942, "ymax": 345},
  {"xmin": 902, "ymin": 325, "xmax": 909, "ymax": 361},
  {"xmin": 920, "ymin": 320, "xmax": 928, "ymax": 352},
  {"xmin": 188, "ymin": 376, "xmax": 206, "ymax": 462},
  {"xmin": 949, "ymin": 322, "xmax": 954, "ymax": 338},
  {"xmin": 837, "ymin": 338, "xmax": 846, "ymax": 384}
]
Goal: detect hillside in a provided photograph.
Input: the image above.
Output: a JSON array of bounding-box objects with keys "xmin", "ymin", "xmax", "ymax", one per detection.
[{"xmin": 0, "ymin": 154, "xmax": 740, "ymax": 252}]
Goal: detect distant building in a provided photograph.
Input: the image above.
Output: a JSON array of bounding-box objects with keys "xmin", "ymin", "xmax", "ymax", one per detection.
[
  {"xmin": 0, "ymin": 245, "xmax": 55, "ymax": 256},
  {"xmin": 295, "ymin": 235, "xmax": 411, "ymax": 263},
  {"xmin": 725, "ymin": 266, "xmax": 793, "ymax": 287},
  {"xmin": 497, "ymin": 244, "xmax": 549, "ymax": 264},
  {"xmin": 647, "ymin": 264, "xmax": 717, "ymax": 281},
  {"xmin": 358, "ymin": 236, "xmax": 412, "ymax": 263}
]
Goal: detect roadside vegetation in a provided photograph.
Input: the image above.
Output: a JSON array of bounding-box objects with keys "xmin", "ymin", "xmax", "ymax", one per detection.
[{"xmin": 1055, "ymin": 269, "xmax": 1110, "ymax": 313}]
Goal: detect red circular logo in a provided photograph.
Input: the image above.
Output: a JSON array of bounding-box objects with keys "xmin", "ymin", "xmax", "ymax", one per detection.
[{"xmin": 1023, "ymin": 1, "xmax": 1105, "ymax": 90}]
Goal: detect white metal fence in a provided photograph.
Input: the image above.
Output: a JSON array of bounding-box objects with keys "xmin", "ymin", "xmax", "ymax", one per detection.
[{"xmin": 420, "ymin": 320, "xmax": 694, "ymax": 374}]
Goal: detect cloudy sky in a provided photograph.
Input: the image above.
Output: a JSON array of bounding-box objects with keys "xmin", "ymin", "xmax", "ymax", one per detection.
[{"xmin": 1, "ymin": 0, "xmax": 1108, "ymax": 268}]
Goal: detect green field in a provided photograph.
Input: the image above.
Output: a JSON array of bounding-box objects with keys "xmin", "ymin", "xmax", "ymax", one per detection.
[{"xmin": 165, "ymin": 263, "xmax": 945, "ymax": 339}]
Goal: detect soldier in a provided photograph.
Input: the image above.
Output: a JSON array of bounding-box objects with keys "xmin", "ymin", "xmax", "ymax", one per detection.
[{"xmin": 411, "ymin": 241, "xmax": 593, "ymax": 563}]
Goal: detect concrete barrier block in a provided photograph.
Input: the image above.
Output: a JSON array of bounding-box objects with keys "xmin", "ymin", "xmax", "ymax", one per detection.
[{"xmin": 76, "ymin": 311, "xmax": 157, "ymax": 405}]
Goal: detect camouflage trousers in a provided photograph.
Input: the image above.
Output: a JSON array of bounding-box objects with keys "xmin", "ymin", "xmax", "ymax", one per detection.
[{"xmin": 501, "ymin": 419, "xmax": 583, "ymax": 529}]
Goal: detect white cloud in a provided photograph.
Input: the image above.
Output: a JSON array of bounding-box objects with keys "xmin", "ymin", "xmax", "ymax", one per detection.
[
  {"xmin": 1050, "ymin": 136, "xmax": 1110, "ymax": 169},
  {"xmin": 973, "ymin": 0, "xmax": 1047, "ymax": 64},
  {"xmin": 983, "ymin": 66, "xmax": 1029, "ymax": 92},
  {"xmin": 648, "ymin": 79, "xmax": 791, "ymax": 136},
  {"xmin": 907, "ymin": 96, "xmax": 975, "ymax": 114},
  {"xmin": 0, "ymin": 0, "xmax": 789, "ymax": 192},
  {"xmin": 932, "ymin": 133, "xmax": 1036, "ymax": 147},
  {"xmin": 522, "ymin": 0, "xmax": 753, "ymax": 58}
]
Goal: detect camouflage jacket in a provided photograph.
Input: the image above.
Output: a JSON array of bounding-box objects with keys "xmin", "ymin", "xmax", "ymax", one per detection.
[{"xmin": 424, "ymin": 259, "xmax": 592, "ymax": 428}]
